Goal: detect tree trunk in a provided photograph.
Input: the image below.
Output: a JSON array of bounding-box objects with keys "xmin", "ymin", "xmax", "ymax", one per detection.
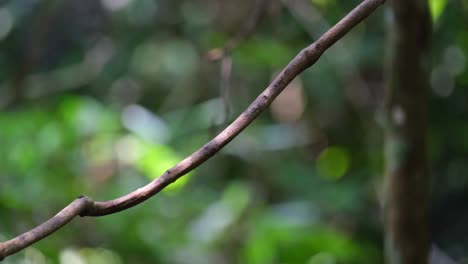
[{"xmin": 383, "ymin": 0, "xmax": 432, "ymax": 263}]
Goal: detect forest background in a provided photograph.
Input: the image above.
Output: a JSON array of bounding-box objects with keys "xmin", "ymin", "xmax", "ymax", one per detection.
[{"xmin": 0, "ymin": 0, "xmax": 467, "ymax": 263}]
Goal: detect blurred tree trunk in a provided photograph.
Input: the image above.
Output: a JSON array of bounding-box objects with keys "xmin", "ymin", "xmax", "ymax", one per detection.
[{"xmin": 383, "ymin": 0, "xmax": 432, "ymax": 263}]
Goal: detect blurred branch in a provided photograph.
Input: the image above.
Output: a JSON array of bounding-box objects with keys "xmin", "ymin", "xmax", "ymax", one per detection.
[
  {"xmin": 207, "ymin": 0, "xmax": 270, "ymax": 124},
  {"xmin": 0, "ymin": 0, "xmax": 386, "ymax": 260},
  {"xmin": 1, "ymin": 39, "xmax": 112, "ymax": 110},
  {"xmin": 206, "ymin": 0, "xmax": 271, "ymax": 61},
  {"xmin": 383, "ymin": 0, "xmax": 432, "ymax": 262},
  {"xmin": 219, "ymin": 56, "xmax": 233, "ymax": 125}
]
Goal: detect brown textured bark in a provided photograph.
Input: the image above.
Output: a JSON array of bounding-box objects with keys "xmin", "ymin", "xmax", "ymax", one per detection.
[{"xmin": 384, "ymin": 0, "xmax": 432, "ymax": 263}]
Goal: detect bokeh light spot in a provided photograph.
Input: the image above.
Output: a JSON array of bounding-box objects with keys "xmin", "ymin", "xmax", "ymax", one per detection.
[
  {"xmin": 0, "ymin": 7, "xmax": 13, "ymax": 40},
  {"xmin": 316, "ymin": 146, "xmax": 350, "ymax": 180}
]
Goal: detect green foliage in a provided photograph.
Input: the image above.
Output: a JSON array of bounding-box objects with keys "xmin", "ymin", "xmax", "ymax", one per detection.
[{"xmin": 243, "ymin": 216, "xmax": 378, "ymax": 264}]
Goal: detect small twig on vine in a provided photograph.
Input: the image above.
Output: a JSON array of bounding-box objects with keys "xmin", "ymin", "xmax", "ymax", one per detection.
[
  {"xmin": 219, "ymin": 55, "xmax": 233, "ymax": 125},
  {"xmin": 208, "ymin": 0, "xmax": 270, "ymax": 124},
  {"xmin": 206, "ymin": 0, "xmax": 271, "ymax": 61},
  {"xmin": 0, "ymin": 0, "xmax": 386, "ymax": 260},
  {"xmin": 208, "ymin": 55, "xmax": 234, "ymax": 131}
]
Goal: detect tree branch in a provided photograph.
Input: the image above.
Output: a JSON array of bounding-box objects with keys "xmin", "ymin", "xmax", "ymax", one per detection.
[
  {"xmin": 383, "ymin": 0, "xmax": 431, "ymax": 262},
  {"xmin": 0, "ymin": 0, "xmax": 386, "ymax": 260}
]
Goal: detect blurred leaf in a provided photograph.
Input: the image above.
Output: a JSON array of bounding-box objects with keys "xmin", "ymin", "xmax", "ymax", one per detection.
[
  {"xmin": 131, "ymin": 39, "xmax": 198, "ymax": 82},
  {"xmin": 126, "ymin": 0, "xmax": 158, "ymax": 25},
  {"xmin": 316, "ymin": 146, "xmax": 350, "ymax": 180},
  {"xmin": 59, "ymin": 96, "xmax": 119, "ymax": 136},
  {"xmin": 234, "ymin": 38, "xmax": 293, "ymax": 68},
  {"xmin": 78, "ymin": 248, "xmax": 123, "ymax": 264},
  {"xmin": 221, "ymin": 181, "xmax": 251, "ymax": 215},
  {"xmin": 308, "ymin": 252, "xmax": 337, "ymax": 264},
  {"xmin": 85, "ymin": 134, "xmax": 117, "ymax": 164},
  {"xmin": 244, "ymin": 232, "xmax": 275, "ymax": 264},
  {"xmin": 37, "ymin": 122, "xmax": 63, "ymax": 156},
  {"xmin": 137, "ymin": 140, "xmax": 190, "ymax": 191},
  {"xmin": 189, "ymin": 182, "xmax": 252, "ymax": 244},
  {"xmin": 243, "ymin": 211, "xmax": 378, "ymax": 264},
  {"xmin": 311, "ymin": 0, "xmax": 337, "ymax": 9},
  {"xmin": 9, "ymin": 140, "xmax": 38, "ymax": 171},
  {"xmin": 429, "ymin": 0, "xmax": 447, "ymax": 23}
]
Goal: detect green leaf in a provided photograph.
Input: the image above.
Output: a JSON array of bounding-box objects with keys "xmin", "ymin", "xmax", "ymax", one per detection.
[{"xmin": 429, "ymin": 0, "xmax": 447, "ymax": 23}]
